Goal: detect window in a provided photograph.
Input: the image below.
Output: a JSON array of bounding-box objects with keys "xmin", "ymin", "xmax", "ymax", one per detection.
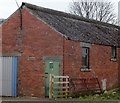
[
  {"xmin": 81, "ymin": 47, "xmax": 89, "ymax": 69},
  {"xmin": 49, "ymin": 62, "xmax": 53, "ymax": 69},
  {"xmin": 111, "ymin": 46, "xmax": 117, "ymax": 59}
]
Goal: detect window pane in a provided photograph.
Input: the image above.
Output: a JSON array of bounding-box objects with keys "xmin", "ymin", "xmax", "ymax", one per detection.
[
  {"xmin": 49, "ymin": 62, "xmax": 53, "ymax": 69},
  {"xmin": 82, "ymin": 47, "xmax": 89, "ymax": 68},
  {"xmin": 111, "ymin": 46, "xmax": 116, "ymax": 59}
]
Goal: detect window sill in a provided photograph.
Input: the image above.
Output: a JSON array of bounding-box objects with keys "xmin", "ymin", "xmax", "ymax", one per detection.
[
  {"xmin": 80, "ymin": 67, "xmax": 91, "ymax": 72},
  {"xmin": 111, "ymin": 58, "xmax": 117, "ymax": 62}
]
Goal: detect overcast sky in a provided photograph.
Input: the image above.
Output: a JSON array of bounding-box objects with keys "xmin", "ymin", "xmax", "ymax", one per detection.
[{"xmin": 0, "ymin": 0, "xmax": 120, "ymax": 19}]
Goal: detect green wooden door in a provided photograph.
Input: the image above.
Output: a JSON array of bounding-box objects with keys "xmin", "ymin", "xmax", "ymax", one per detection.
[{"xmin": 45, "ymin": 60, "xmax": 60, "ymax": 97}]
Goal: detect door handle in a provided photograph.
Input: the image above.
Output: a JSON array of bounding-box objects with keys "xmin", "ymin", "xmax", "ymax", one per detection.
[{"xmin": 45, "ymin": 73, "xmax": 48, "ymax": 74}]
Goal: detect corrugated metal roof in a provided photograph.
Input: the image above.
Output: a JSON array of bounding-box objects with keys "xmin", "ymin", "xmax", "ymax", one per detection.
[{"xmin": 22, "ymin": 2, "xmax": 120, "ymax": 47}]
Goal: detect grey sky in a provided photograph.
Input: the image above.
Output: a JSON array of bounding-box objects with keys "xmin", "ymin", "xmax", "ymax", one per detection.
[{"xmin": 0, "ymin": 0, "xmax": 119, "ymax": 19}]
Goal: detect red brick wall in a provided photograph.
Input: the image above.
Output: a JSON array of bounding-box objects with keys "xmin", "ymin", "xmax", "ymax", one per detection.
[
  {"xmin": 17, "ymin": 8, "xmax": 64, "ymax": 97},
  {"xmin": 118, "ymin": 48, "xmax": 120, "ymax": 86},
  {"xmin": 63, "ymin": 40, "xmax": 119, "ymax": 90},
  {"xmin": 2, "ymin": 8, "xmax": 64, "ymax": 97},
  {"xmin": 90, "ymin": 44, "xmax": 119, "ymax": 89},
  {"xmin": 2, "ymin": 7, "xmax": 120, "ymax": 97},
  {"xmin": 2, "ymin": 10, "xmax": 21, "ymax": 53}
]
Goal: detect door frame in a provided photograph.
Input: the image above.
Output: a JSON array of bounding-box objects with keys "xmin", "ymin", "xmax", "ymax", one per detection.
[{"xmin": 43, "ymin": 56, "xmax": 62, "ymax": 97}]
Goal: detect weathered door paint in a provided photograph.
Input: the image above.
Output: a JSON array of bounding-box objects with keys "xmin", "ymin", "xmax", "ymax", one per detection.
[{"xmin": 45, "ymin": 60, "xmax": 60, "ymax": 97}]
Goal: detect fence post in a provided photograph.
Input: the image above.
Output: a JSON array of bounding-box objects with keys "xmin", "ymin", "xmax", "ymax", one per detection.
[
  {"xmin": 65, "ymin": 76, "xmax": 69, "ymax": 98},
  {"xmin": 49, "ymin": 74, "xmax": 52, "ymax": 99}
]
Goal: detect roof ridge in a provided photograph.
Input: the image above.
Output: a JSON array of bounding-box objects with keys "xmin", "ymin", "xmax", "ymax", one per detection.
[{"xmin": 22, "ymin": 2, "xmax": 120, "ymax": 29}]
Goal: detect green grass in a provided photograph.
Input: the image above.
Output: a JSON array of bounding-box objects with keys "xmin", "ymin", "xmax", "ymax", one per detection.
[{"xmin": 68, "ymin": 89, "xmax": 120, "ymax": 100}]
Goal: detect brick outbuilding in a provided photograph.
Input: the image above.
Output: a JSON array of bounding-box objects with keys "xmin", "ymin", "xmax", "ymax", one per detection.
[{"xmin": 1, "ymin": 2, "xmax": 120, "ymax": 97}]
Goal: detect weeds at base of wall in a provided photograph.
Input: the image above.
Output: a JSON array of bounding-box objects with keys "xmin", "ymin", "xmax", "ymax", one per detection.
[{"xmin": 68, "ymin": 88, "xmax": 120, "ymax": 100}]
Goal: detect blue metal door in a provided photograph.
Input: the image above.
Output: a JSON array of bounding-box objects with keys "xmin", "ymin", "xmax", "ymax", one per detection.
[
  {"xmin": 12, "ymin": 57, "xmax": 17, "ymax": 96},
  {"xmin": 1, "ymin": 56, "xmax": 17, "ymax": 96}
]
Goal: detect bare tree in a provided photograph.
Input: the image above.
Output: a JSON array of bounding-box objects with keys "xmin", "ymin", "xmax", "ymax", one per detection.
[{"xmin": 69, "ymin": 0, "xmax": 117, "ymax": 24}]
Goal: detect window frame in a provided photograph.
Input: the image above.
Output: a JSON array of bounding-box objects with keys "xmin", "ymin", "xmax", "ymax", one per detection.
[
  {"xmin": 111, "ymin": 46, "xmax": 117, "ymax": 60},
  {"xmin": 81, "ymin": 47, "xmax": 90, "ymax": 70}
]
